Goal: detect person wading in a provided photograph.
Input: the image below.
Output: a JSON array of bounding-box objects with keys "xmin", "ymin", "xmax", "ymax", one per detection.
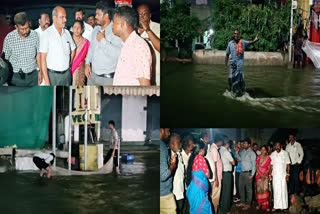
[{"xmin": 225, "ymin": 30, "xmax": 259, "ymax": 96}]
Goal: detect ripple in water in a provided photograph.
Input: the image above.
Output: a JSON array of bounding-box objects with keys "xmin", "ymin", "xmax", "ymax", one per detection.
[{"xmin": 223, "ymin": 90, "xmax": 320, "ymax": 113}]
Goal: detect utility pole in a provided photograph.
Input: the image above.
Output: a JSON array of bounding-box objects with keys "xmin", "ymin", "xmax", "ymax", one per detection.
[{"xmin": 289, "ymin": 0, "xmax": 297, "ymax": 63}]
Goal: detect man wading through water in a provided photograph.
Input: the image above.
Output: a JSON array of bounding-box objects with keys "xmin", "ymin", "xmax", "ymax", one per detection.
[{"xmin": 225, "ymin": 30, "xmax": 259, "ymax": 97}]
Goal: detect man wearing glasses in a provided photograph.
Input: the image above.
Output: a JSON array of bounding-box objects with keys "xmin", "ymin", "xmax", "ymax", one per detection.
[{"xmin": 137, "ymin": 4, "xmax": 160, "ymax": 86}]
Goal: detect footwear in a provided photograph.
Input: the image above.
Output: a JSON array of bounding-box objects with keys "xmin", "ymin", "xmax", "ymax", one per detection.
[
  {"xmin": 242, "ymin": 205, "xmax": 250, "ymax": 210},
  {"xmin": 236, "ymin": 203, "xmax": 244, "ymax": 207}
]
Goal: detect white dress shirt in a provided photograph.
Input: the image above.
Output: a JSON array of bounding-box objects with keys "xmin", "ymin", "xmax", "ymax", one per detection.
[
  {"xmin": 219, "ymin": 146, "xmax": 234, "ymax": 172},
  {"xmin": 286, "ymin": 141, "xmax": 304, "ymax": 165},
  {"xmin": 40, "ymin": 25, "xmax": 76, "ymax": 71},
  {"xmin": 35, "ymin": 26, "xmax": 46, "ymax": 38},
  {"xmin": 172, "ymin": 150, "xmax": 185, "ymax": 200},
  {"xmin": 205, "ymin": 144, "xmax": 216, "ymax": 182},
  {"xmin": 140, "ymin": 21, "xmax": 160, "ymax": 86},
  {"xmin": 270, "ymin": 149, "xmax": 291, "ymax": 209},
  {"xmin": 181, "ymin": 149, "xmax": 191, "ymax": 171},
  {"xmin": 35, "ymin": 26, "xmax": 47, "ymax": 85},
  {"xmin": 70, "ymin": 22, "xmax": 93, "ymax": 42},
  {"xmin": 34, "ymin": 152, "xmax": 53, "ymax": 164}
]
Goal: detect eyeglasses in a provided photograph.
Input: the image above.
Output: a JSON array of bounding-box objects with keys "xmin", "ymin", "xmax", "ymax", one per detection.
[
  {"xmin": 6, "ymin": 16, "xmax": 12, "ymax": 20},
  {"xmin": 139, "ymin": 13, "xmax": 150, "ymax": 18}
]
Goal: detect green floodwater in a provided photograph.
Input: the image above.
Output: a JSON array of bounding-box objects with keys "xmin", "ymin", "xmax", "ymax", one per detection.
[
  {"xmin": 161, "ymin": 62, "xmax": 320, "ymax": 127},
  {"xmin": 0, "ymin": 154, "xmax": 159, "ymax": 214}
]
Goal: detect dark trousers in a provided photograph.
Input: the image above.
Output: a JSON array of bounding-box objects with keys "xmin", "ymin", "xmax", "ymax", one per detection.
[
  {"xmin": 235, "ymin": 171, "xmax": 241, "ymax": 198},
  {"xmin": 11, "ymin": 70, "xmax": 38, "ymax": 87},
  {"xmin": 220, "ymin": 171, "xmax": 233, "ymax": 214},
  {"xmin": 176, "ymin": 198, "xmax": 184, "ymax": 214},
  {"xmin": 104, "ymin": 149, "xmax": 119, "ymax": 167},
  {"xmin": 239, "ymin": 171, "xmax": 253, "ymax": 205},
  {"xmin": 290, "ymin": 165, "xmax": 300, "ymax": 194},
  {"xmin": 48, "ymin": 68, "xmax": 71, "ymax": 86}
]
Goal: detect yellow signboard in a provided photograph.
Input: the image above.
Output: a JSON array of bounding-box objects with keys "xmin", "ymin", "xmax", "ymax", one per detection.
[
  {"xmin": 71, "ymin": 110, "xmax": 100, "ymax": 125},
  {"xmin": 72, "ymin": 86, "xmax": 101, "ymax": 125}
]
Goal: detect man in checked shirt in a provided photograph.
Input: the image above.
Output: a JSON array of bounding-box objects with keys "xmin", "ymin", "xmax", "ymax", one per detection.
[{"xmin": 2, "ymin": 12, "xmax": 40, "ymax": 86}]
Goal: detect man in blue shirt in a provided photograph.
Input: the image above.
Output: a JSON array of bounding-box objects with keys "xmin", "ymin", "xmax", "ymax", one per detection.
[
  {"xmin": 160, "ymin": 128, "xmax": 177, "ymax": 214},
  {"xmin": 225, "ymin": 30, "xmax": 259, "ymax": 96},
  {"xmin": 85, "ymin": 0, "xmax": 122, "ymax": 86},
  {"xmin": 235, "ymin": 137, "xmax": 256, "ymax": 211}
]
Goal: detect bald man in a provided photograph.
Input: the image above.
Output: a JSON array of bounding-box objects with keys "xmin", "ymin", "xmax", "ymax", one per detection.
[
  {"xmin": 40, "ymin": 6, "xmax": 76, "ymax": 86},
  {"xmin": 137, "ymin": 4, "xmax": 160, "ymax": 86}
]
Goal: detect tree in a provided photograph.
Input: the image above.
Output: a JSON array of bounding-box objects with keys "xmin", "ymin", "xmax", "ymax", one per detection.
[{"xmin": 161, "ymin": 0, "xmax": 201, "ymax": 58}]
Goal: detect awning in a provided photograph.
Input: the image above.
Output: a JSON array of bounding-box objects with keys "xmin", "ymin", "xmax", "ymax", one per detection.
[{"xmin": 103, "ymin": 86, "xmax": 160, "ymax": 96}]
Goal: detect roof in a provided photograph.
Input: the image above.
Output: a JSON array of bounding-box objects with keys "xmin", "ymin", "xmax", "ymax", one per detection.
[{"xmin": 103, "ymin": 86, "xmax": 160, "ymax": 96}]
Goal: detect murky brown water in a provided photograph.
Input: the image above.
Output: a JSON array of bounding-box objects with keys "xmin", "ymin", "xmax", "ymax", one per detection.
[{"xmin": 0, "ymin": 154, "xmax": 159, "ymax": 214}]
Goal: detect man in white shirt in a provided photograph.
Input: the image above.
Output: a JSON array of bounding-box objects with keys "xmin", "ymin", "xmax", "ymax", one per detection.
[
  {"xmin": 270, "ymin": 142, "xmax": 291, "ymax": 211},
  {"xmin": 33, "ymin": 152, "xmax": 56, "ymax": 179},
  {"xmin": 35, "ymin": 13, "xmax": 50, "ymax": 85},
  {"xmin": 286, "ymin": 133, "xmax": 304, "ymax": 194},
  {"xmin": 70, "ymin": 8, "xmax": 93, "ymax": 42},
  {"xmin": 35, "ymin": 13, "xmax": 50, "ymax": 38},
  {"xmin": 181, "ymin": 135, "xmax": 194, "ymax": 171},
  {"xmin": 169, "ymin": 133, "xmax": 184, "ymax": 214},
  {"xmin": 87, "ymin": 14, "xmax": 96, "ymax": 29},
  {"xmin": 137, "ymin": 4, "xmax": 160, "ymax": 86},
  {"xmin": 40, "ymin": 6, "xmax": 76, "ymax": 86},
  {"xmin": 219, "ymin": 140, "xmax": 235, "ymax": 214}
]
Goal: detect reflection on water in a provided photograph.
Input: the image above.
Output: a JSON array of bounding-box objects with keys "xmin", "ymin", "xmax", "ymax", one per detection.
[
  {"xmin": 161, "ymin": 62, "xmax": 320, "ymax": 127},
  {"xmin": 0, "ymin": 154, "xmax": 159, "ymax": 214}
]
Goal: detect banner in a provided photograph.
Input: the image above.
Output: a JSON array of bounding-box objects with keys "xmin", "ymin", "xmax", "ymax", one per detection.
[{"xmin": 0, "ymin": 87, "xmax": 53, "ymax": 149}]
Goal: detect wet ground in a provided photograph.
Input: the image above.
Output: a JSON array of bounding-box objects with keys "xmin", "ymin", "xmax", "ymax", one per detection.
[
  {"xmin": 161, "ymin": 62, "xmax": 320, "ymax": 127},
  {"xmin": 0, "ymin": 153, "xmax": 159, "ymax": 214}
]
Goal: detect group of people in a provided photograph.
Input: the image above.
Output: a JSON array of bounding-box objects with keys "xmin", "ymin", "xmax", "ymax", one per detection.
[
  {"xmin": 1, "ymin": 0, "xmax": 160, "ymax": 86},
  {"xmin": 160, "ymin": 128, "xmax": 305, "ymax": 214}
]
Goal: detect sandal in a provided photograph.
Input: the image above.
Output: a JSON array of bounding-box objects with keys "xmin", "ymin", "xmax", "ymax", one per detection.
[{"xmin": 242, "ymin": 205, "xmax": 250, "ymax": 210}]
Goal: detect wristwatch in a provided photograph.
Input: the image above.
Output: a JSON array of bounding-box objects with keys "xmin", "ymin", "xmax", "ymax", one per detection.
[{"xmin": 146, "ymin": 28, "xmax": 151, "ymax": 33}]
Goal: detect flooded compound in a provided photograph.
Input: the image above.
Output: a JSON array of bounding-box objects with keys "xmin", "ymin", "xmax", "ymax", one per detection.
[
  {"xmin": 0, "ymin": 153, "xmax": 159, "ymax": 214},
  {"xmin": 161, "ymin": 62, "xmax": 320, "ymax": 127}
]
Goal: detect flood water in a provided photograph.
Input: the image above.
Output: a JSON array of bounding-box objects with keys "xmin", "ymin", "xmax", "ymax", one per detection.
[
  {"xmin": 0, "ymin": 154, "xmax": 159, "ymax": 214},
  {"xmin": 161, "ymin": 62, "xmax": 320, "ymax": 127}
]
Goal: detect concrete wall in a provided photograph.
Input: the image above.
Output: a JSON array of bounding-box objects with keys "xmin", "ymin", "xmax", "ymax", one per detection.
[{"xmin": 193, "ymin": 50, "xmax": 289, "ymax": 66}]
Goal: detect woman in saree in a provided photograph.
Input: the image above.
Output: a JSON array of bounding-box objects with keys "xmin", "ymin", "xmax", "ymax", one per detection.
[
  {"xmin": 71, "ymin": 20, "xmax": 90, "ymax": 86},
  {"xmin": 256, "ymin": 145, "xmax": 271, "ymax": 211},
  {"xmin": 186, "ymin": 141, "xmax": 213, "ymax": 214}
]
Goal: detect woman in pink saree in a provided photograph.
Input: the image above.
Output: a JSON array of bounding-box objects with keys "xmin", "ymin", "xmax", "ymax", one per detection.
[
  {"xmin": 256, "ymin": 145, "xmax": 272, "ymax": 211},
  {"xmin": 71, "ymin": 20, "xmax": 90, "ymax": 86}
]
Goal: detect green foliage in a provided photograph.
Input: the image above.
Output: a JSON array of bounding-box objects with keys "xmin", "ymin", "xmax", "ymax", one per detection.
[
  {"xmin": 212, "ymin": 0, "xmax": 299, "ymax": 52},
  {"xmin": 161, "ymin": 0, "xmax": 201, "ymax": 57}
]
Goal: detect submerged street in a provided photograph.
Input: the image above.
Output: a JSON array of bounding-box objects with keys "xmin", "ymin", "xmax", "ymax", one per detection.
[{"xmin": 161, "ymin": 62, "xmax": 320, "ymax": 127}]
